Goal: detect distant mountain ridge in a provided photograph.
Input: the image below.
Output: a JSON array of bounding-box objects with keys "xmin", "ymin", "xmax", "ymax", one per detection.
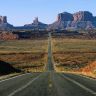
[
  {"xmin": 0, "ymin": 11, "xmax": 96, "ymax": 30},
  {"xmin": 48, "ymin": 11, "xmax": 96, "ymax": 30}
]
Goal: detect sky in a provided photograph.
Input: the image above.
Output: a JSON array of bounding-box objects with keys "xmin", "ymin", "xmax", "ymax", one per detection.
[{"xmin": 0, "ymin": 0, "xmax": 96, "ymax": 26}]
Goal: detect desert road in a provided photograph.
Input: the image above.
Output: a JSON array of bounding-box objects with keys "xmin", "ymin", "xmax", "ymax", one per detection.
[
  {"xmin": 0, "ymin": 33, "xmax": 96, "ymax": 96},
  {"xmin": 0, "ymin": 72, "xmax": 96, "ymax": 96}
]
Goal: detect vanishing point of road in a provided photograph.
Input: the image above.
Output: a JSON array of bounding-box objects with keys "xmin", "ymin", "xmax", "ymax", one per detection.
[{"xmin": 0, "ymin": 33, "xmax": 96, "ymax": 96}]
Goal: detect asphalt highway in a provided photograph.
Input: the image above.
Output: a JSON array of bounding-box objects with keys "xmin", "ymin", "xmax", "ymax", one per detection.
[{"xmin": 0, "ymin": 33, "xmax": 96, "ymax": 96}]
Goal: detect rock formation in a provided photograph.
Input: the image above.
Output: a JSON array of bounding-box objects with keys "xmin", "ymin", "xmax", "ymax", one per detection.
[
  {"xmin": 73, "ymin": 11, "xmax": 93, "ymax": 21},
  {"xmin": 48, "ymin": 11, "xmax": 96, "ymax": 30},
  {"xmin": 57, "ymin": 12, "xmax": 73, "ymax": 21},
  {"xmin": 1, "ymin": 11, "xmax": 96, "ymax": 30},
  {"xmin": 0, "ymin": 16, "xmax": 13, "ymax": 30},
  {"xmin": 0, "ymin": 16, "xmax": 7, "ymax": 24},
  {"xmin": 24, "ymin": 17, "xmax": 47, "ymax": 29}
]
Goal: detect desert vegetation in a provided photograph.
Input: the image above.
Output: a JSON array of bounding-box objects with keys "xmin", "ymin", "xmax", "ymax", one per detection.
[
  {"xmin": 0, "ymin": 32, "xmax": 18, "ymax": 40},
  {"xmin": 0, "ymin": 39, "xmax": 48, "ymax": 72},
  {"xmin": 52, "ymin": 38, "xmax": 96, "ymax": 77}
]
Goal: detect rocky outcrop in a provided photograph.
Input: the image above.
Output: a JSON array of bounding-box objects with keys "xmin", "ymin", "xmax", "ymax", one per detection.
[
  {"xmin": 24, "ymin": 17, "xmax": 47, "ymax": 29},
  {"xmin": 48, "ymin": 13, "xmax": 72, "ymax": 29},
  {"xmin": 48, "ymin": 11, "xmax": 96, "ymax": 30},
  {"xmin": 0, "ymin": 16, "xmax": 7, "ymax": 24},
  {"xmin": 70, "ymin": 11, "xmax": 95, "ymax": 29},
  {"xmin": 73, "ymin": 11, "xmax": 94, "ymax": 21},
  {"xmin": 57, "ymin": 12, "xmax": 73, "ymax": 21},
  {"xmin": 0, "ymin": 16, "xmax": 13, "ymax": 30},
  {"xmin": 1, "ymin": 11, "xmax": 96, "ymax": 30},
  {"xmin": 0, "ymin": 32, "xmax": 18, "ymax": 40},
  {"xmin": 93, "ymin": 17, "xmax": 96, "ymax": 21}
]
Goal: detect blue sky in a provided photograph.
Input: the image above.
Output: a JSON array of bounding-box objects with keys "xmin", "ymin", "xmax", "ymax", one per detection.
[{"xmin": 0, "ymin": 0, "xmax": 96, "ymax": 26}]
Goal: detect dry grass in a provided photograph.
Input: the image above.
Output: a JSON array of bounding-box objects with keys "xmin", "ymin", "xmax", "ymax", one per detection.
[
  {"xmin": 52, "ymin": 38, "xmax": 96, "ymax": 77},
  {"xmin": 52, "ymin": 38, "xmax": 96, "ymax": 52},
  {"xmin": 0, "ymin": 39, "xmax": 48, "ymax": 72},
  {"xmin": 0, "ymin": 39, "xmax": 48, "ymax": 53}
]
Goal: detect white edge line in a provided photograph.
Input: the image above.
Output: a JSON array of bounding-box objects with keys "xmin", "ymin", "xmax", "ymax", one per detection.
[
  {"xmin": 61, "ymin": 74, "xmax": 96, "ymax": 95},
  {"xmin": 8, "ymin": 74, "xmax": 42, "ymax": 96},
  {"xmin": 0, "ymin": 73, "xmax": 31, "ymax": 83},
  {"xmin": 79, "ymin": 74, "xmax": 96, "ymax": 80}
]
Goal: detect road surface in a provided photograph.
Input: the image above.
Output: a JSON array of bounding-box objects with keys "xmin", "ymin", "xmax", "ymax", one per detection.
[
  {"xmin": 45, "ymin": 32, "xmax": 54, "ymax": 71},
  {"xmin": 0, "ymin": 32, "xmax": 96, "ymax": 96}
]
